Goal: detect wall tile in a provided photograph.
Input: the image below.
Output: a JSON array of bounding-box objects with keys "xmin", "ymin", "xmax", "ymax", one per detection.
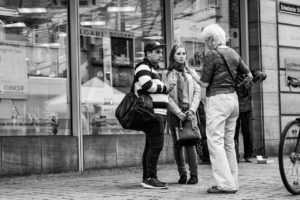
[
  {"xmin": 279, "ymin": 25, "xmax": 300, "ymax": 48},
  {"xmin": 116, "ymin": 134, "xmax": 145, "ymax": 167},
  {"xmin": 2, "ymin": 137, "xmax": 42, "ymax": 175},
  {"xmin": 83, "ymin": 135, "xmax": 117, "ymax": 169},
  {"xmin": 262, "ymin": 69, "xmax": 279, "ymax": 93},
  {"xmin": 41, "ymin": 136, "xmax": 78, "ymax": 173},
  {"xmin": 263, "ymin": 92, "xmax": 280, "ymax": 116},
  {"xmin": 280, "ymin": 93, "xmax": 300, "ymax": 114},
  {"xmin": 261, "ymin": 46, "xmax": 278, "ymax": 70},
  {"xmin": 261, "ymin": 23, "xmax": 277, "ymax": 47},
  {"xmin": 264, "ymin": 139, "xmax": 280, "ymax": 156},
  {"xmin": 264, "ymin": 116, "xmax": 280, "ymax": 140},
  {"xmin": 260, "ymin": 0, "xmax": 277, "ymax": 23}
]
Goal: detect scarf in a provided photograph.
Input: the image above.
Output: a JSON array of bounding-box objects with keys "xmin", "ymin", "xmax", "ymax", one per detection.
[{"xmin": 173, "ymin": 62, "xmax": 188, "ymax": 110}]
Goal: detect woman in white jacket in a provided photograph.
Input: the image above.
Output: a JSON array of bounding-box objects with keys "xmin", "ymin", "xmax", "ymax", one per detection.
[{"xmin": 163, "ymin": 44, "xmax": 201, "ymax": 184}]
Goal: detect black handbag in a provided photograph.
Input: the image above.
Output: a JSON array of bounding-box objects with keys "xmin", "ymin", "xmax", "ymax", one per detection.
[
  {"xmin": 174, "ymin": 120, "xmax": 201, "ymax": 146},
  {"xmin": 115, "ymin": 81, "xmax": 155, "ymax": 131}
]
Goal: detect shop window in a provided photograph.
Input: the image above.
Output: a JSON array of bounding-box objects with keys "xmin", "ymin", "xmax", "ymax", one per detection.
[
  {"xmin": 79, "ymin": 0, "xmax": 165, "ymax": 135},
  {"xmin": 173, "ymin": 0, "xmax": 240, "ymax": 72},
  {"xmin": 0, "ymin": 1, "xmax": 70, "ymax": 136}
]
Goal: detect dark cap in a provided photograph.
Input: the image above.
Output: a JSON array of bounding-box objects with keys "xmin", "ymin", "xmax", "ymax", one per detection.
[{"xmin": 144, "ymin": 41, "xmax": 167, "ymax": 54}]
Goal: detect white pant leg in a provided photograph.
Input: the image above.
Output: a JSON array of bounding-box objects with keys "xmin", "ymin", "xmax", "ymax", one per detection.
[
  {"xmin": 224, "ymin": 93, "xmax": 239, "ymax": 190},
  {"xmin": 206, "ymin": 93, "xmax": 239, "ymax": 191}
]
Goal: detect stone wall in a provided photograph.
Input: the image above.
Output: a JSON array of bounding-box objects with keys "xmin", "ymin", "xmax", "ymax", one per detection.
[{"xmin": 0, "ymin": 135, "xmax": 174, "ymax": 176}]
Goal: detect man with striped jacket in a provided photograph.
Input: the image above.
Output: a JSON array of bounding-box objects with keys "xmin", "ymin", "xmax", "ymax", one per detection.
[{"xmin": 136, "ymin": 41, "xmax": 175, "ymax": 189}]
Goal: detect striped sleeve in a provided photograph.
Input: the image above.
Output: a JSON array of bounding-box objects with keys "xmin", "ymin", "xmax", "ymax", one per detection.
[{"xmin": 135, "ymin": 64, "xmax": 166, "ymax": 94}]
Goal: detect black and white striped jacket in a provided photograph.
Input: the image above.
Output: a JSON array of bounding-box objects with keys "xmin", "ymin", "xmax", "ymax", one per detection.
[{"xmin": 134, "ymin": 58, "xmax": 169, "ymax": 115}]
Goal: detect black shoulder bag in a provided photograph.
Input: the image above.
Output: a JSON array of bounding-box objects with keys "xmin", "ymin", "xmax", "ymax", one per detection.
[{"xmin": 115, "ymin": 75, "xmax": 155, "ymax": 131}]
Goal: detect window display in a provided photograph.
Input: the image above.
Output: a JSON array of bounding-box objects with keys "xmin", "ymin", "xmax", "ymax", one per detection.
[
  {"xmin": 0, "ymin": 1, "xmax": 70, "ymax": 136},
  {"xmin": 79, "ymin": 0, "xmax": 165, "ymax": 135},
  {"xmin": 173, "ymin": 0, "xmax": 240, "ymax": 72}
]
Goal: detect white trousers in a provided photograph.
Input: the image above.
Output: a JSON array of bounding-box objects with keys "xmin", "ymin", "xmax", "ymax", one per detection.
[{"xmin": 206, "ymin": 93, "xmax": 239, "ymax": 191}]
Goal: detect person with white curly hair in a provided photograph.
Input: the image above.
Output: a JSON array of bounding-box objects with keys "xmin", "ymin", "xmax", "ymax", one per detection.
[{"xmin": 187, "ymin": 23, "xmax": 253, "ymax": 194}]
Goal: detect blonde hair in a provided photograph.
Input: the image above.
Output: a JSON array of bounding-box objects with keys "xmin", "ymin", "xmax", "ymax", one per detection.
[{"xmin": 200, "ymin": 24, "xmax": 226, "ymax": 46}]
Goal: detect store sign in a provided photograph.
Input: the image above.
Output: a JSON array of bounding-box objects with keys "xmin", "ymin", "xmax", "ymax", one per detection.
[
  {"xmin": 0, "ymin": 42, "xmax": 28, "ymax": 99},
  {"xmin": 109, "ymin": 30, "xmax": 133, "ymax": 38},
  {"xmin": 80, "ymin": 27, "xmax": 133, "ymax": 39},
  {"xmin": 279, "ymin": 2, "xmax": 300, "ymax": 15},
  {"xmin": 80, "ymin": 27, "xmax": 106, "ymax": 38}
]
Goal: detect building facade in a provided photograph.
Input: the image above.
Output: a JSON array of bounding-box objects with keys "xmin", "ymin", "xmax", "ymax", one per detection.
[{"xmin": 0, "ymin": 0, "xmax": 299, "ymax": 176}]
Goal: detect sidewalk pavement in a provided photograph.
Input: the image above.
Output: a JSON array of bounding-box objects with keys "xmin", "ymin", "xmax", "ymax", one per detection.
[{"xmin": 0, "ymin": 157, "xmax": 297, "ymax": 200}]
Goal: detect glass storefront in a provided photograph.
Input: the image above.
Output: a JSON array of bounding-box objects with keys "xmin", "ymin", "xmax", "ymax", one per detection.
[
  {"xmin": 78, "ymin": 0, "xmax": 166, "ymax": 135},
  {"xmin": 0, "ymin": 0, "xmax": 242, "ymax": 138},
  {"xmin": 0, "ymin": 0, "xmax": 258, "ymax": 175},
  {"xmin": 173, "ymin": 0, "xmax": 241, "ymax": 72},
  {"xmin": 0, "ymin": 0, "xmax": 70, "ymax": 136}
]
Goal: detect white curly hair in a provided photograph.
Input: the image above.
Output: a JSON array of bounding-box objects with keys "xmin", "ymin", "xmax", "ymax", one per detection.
[{"xmin": 200, "ymin": 24, "xmax": 226, "ymax": 47}]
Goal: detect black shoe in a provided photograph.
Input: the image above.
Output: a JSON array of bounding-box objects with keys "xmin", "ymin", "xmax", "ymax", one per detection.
[
  {"xmin": 141, "ymin": 178, "xmax": 168, "ymax": 189},
  {"xmin": 178, "ymin": 174, "xmax": 187, "ymax": 184},
  {"xmin": 207, "ymin": 186, "xmax": 237, "ymax": 194},
  {"xmin": 245, "ymin": 157, "xmax": 252, "ymax": 163},
  {"xmin": 187, "ymin": 175, "xmax": 198, "ymax": 184}
]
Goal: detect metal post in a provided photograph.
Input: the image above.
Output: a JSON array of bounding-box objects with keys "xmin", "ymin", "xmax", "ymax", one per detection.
[
  {"xmin": 68, "ymin": 0, "xmax": 84, "ymax": 172},
  {"xmin": 240, "ymin": 0, "xmax": 249, "ymax": 65},
  {"xmin": 164, "ymin": 0, "xmax": 174, "ymax": 66}
]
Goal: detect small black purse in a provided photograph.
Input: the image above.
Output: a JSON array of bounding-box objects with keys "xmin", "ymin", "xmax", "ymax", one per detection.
[{"xmin": 174, "ymin": 120, "xmax": 201, "ymax": 146}]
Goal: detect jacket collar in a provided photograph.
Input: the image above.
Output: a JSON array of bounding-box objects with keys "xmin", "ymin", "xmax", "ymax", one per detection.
[{"xmin": 143, "ymin": 58, "xmax": 159, "ymax": 70}]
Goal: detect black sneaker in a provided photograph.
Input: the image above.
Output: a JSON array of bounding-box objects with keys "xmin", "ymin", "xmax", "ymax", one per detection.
[
  {"xmin": 141, "ymin": 178, "xmax": 168, "ymax": 189},
  {"xmin": 140, "ymin": 178, "xmax": 146, "ymax": 187}
]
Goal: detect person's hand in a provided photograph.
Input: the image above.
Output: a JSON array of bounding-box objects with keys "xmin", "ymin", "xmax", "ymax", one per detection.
[
  {"xmin": 252, "ymin": 71, "xmax": 267, "ymax": 83},
  {"xmin": 244, "ymin": 77, "xmax": 252, "ymax": 89},
  {"xmin": 177, "ymin": 111, "xmax": 186, "ymax": 121},
  {"xmin": 166, "ymin": 83, "xmax": 176, "ymax": 93},
  {"xmin": 185, "ymin": 110, "xmax": 195, "ymax": 120}
]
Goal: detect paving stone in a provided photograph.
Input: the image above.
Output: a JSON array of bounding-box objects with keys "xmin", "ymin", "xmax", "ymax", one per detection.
[{"xmin": 0, "ymin": 157, "xmax": 297, "ymax": 199}]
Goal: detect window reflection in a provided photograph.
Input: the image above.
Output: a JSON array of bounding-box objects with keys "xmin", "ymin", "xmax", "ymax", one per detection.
[
  {"xmin": 0, "ymin": 1, "xmax": 70, "ymax": 136},
  {"xmin": 174, "ymin": 0, "xmax": 240, "ymax": 72},
  {"xmin": 79, "ymin": 0, "xmax": 165, "ymax": 135}
]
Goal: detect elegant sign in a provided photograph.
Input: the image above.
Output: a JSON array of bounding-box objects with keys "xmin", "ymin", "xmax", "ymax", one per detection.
[
  {"xmin": 0, "ymin": 42, "xmax": 28, "ymax": 99},
  {"xmin": 80, "ymin": 27, "xmax": 133, "ymax": 38},
  {"xmin": 279, "ymin": 2, "xmax": 300, "ymax": 15}
]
